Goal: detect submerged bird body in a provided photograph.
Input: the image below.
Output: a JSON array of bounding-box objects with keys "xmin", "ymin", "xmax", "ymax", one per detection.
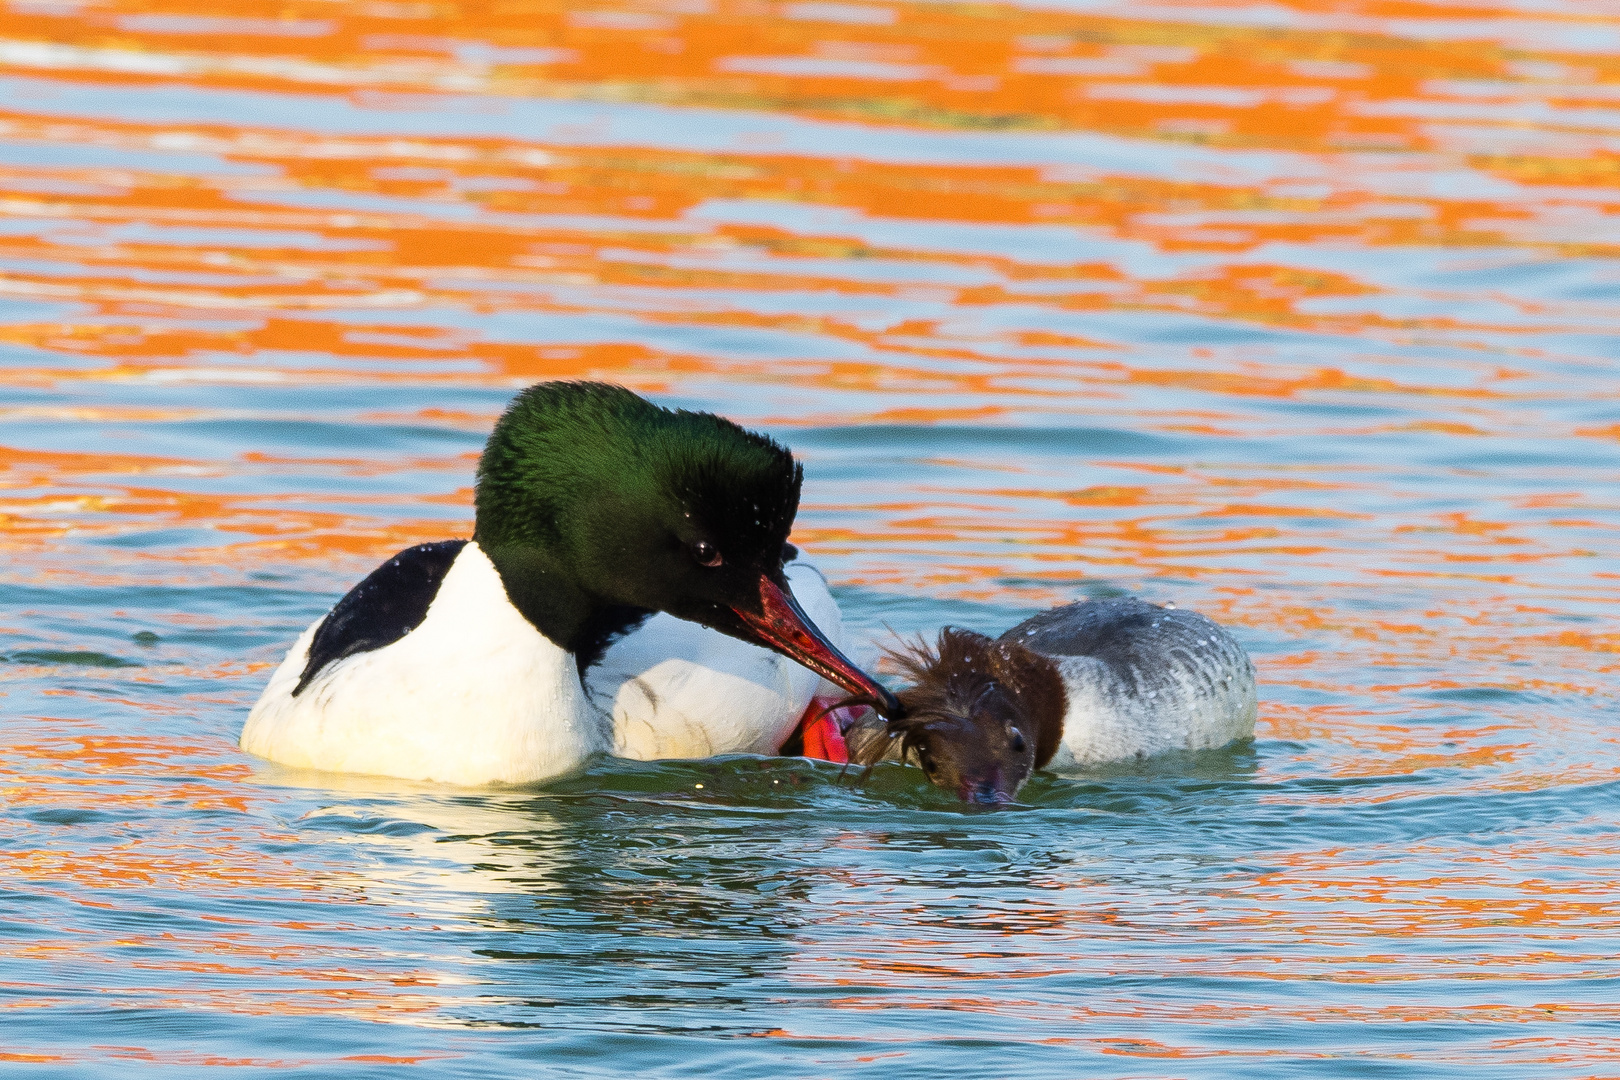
[
  {"xmin": 241, "ymin": 382, "xmax": 897, "ymax": 786},
  {"xmin": 1008, "ymin": 597, "xmax": 1256, "ymax": 767},
  {"xmin": 847, "ymin": 597, "xmax": 1256, "ymax": 802},
  {"xmin": 587, "ymin": 558, "xmax": 846, "ymax": 760}
]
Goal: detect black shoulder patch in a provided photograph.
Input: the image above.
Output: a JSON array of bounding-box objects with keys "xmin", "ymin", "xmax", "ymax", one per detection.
[{"xmin": 293, "ymin": 540, "xmax": 469, "ymax": 697}]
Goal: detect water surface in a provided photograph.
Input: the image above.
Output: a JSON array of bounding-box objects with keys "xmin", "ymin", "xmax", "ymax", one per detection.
[{"xmin": 2, "ymin": 0, "xmax": 1619, "ymax": 1074}]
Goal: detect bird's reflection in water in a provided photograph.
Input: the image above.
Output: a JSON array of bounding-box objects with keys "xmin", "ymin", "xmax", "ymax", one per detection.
[
  {"xmin": 262, "ymin": 757, "xmax": 840, "ymax": 1027},
  {"xmin": 257, "ymin": 746, "xmax": 1271, "ymax": 1034}
]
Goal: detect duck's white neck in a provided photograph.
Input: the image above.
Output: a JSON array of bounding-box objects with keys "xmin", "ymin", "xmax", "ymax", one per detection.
[{"xmin": 417, "ymin": 542, "xmax": 605, "ymax": 781}]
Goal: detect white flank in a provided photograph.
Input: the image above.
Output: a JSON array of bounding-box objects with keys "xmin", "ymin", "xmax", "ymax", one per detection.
[
  {"xmin": 1047, "ymin": 620, "xmax": 1258, "ymax": 768},
  {"xmin": 587, "ymin": 560, "xmax": 847, "ymax": 760},
  {"xmin": 240, "ymin": 542, "xmax": 603, "ymax": 785}
]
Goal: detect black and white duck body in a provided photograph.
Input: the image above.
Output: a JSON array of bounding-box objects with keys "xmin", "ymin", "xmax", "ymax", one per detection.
[
  {"xmin": 585, "ymin": 553, "xmax": 848, "ymax": 760},
  {"xmin": 241, "ymin": 382, "xmax": 898, "ymax": 786},
  {"xmin": 1004, "ymin": 596, "xmax": 1256, "ymax": 766},
  {"xmin": 244, "ymin": 538, "xmax": 596, "ymax": 785}
]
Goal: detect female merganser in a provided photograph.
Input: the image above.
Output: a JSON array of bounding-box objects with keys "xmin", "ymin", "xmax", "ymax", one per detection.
[
  {"xmin": 241, "ymin": 382, "xmax": 898, "ymax": 786},
  {"xmin": 584, "ymin": 548, "xmax": 849, "ymax": 759},
  {"xmin": 845, "ymin": 596, "xmax": 1256, "ymax": 802}
]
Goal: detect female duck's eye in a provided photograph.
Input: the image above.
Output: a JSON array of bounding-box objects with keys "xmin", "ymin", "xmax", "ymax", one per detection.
[
  {"xmin": 1010, "ymin": 729, "xmax": 1027, "ymax": 754},
  {"xmin": 691, "ymin": 541, "xmax": 722, "ymax": 568}
]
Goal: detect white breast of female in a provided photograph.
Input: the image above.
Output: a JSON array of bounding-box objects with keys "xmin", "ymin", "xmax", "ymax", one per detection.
[
  {"xmin": 241, "ymin": 542, "xmax": 602, "ymax": 785},
  {"xmin": 586, "ymin": 560, "xmax": 846, "ymax": 760}
]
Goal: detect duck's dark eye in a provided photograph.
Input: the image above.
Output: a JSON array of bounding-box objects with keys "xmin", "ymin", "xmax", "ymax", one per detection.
[
  {"xmin": 691, "ymin": 540, "xmax": 722, "ymax": 568},
  {"xmin": 1010, "ymin": 729, "xmax": 1027, "ymax": 754}
]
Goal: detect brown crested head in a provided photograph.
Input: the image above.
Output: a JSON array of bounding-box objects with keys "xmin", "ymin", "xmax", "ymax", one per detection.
[{"xmin": 854, "ymin": 627, "xmax": 1065, "ymax": 804}]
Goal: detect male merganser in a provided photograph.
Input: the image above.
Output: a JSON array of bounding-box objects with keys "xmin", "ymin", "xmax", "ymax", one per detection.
[
  {"xmin": 241, "ymin": 382, "xmax": 899, "ymax": 785},
  {"xmin": 845, "ymin": 596, "xmax": 1256, "ymax": 802},
  {"xmin": 584, "ymin": 549, "xmax": 850, "ymax": 759}
]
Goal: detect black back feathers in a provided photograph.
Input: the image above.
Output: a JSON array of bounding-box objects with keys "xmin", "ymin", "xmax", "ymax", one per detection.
[{"xmin": 293, "ymin": 540, "xmax": 467, "ymax": 697}]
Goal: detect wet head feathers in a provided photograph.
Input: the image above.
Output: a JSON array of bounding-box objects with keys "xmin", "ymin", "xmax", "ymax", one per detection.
[
  {"xmin": 856, "ymin": 627, "xmax": 1066, "ymax": 773},
  {"xmin": 655, "ymin": 409, "xmax": 802, "ymax": 567},
  {"xmin": 474, "ymin": 381, "xmax": 800, "ymax": 561}
]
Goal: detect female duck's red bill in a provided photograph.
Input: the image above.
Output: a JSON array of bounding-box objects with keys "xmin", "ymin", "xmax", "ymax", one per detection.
[{"xmin": 732, "ymin": 575, "xmax": 903, "ymax": 718}]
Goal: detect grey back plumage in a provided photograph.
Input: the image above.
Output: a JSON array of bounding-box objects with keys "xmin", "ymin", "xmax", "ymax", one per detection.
[
  {"xmin": 852, "ymin": 597, "xmax": 1258, "ymax": 785},
  {"xmin": 1000, "ymin": 597, "xmax": 1256, "ymax": 765}
]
